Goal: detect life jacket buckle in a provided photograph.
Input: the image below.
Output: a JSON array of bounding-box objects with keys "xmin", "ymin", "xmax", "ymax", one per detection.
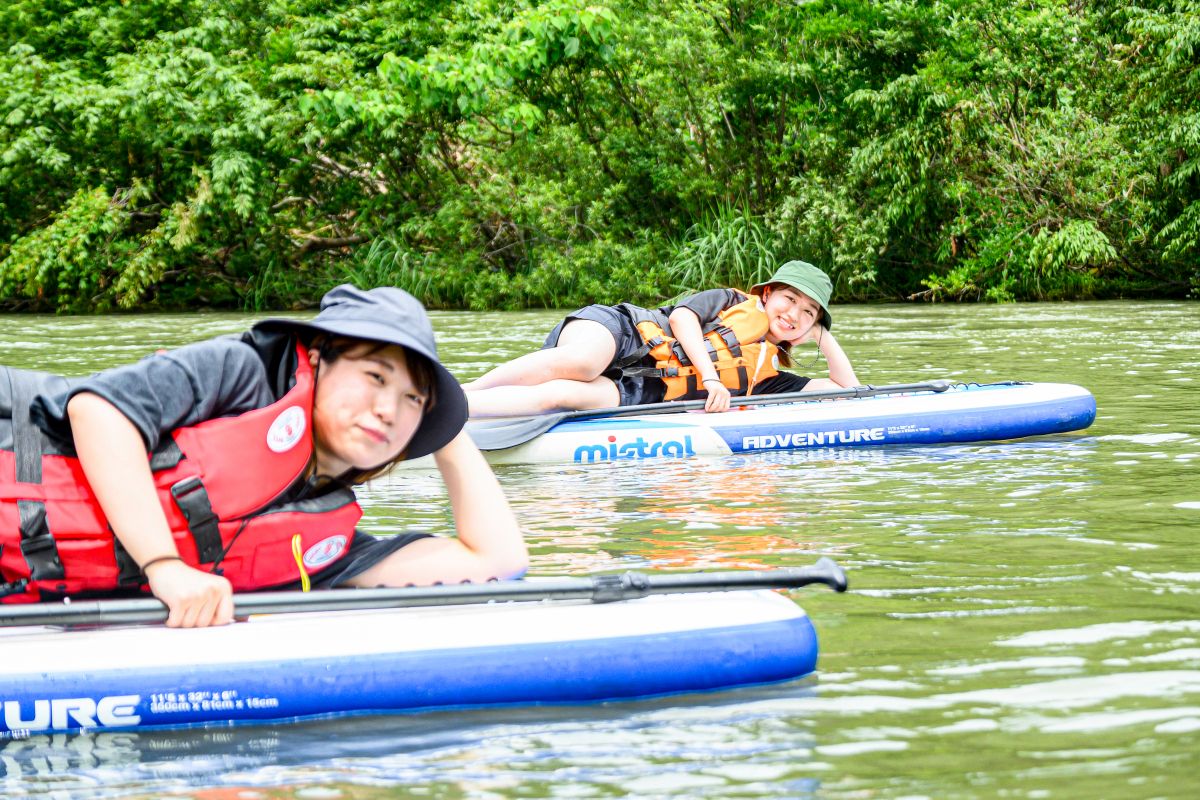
[
  {"xmin": 19, "ymin": 532, "xmax": 64, "ymax": 578},
  {"xmin": 0, "ymin": 578, "xmax": 31, "ymax": 599},
  {"xmin": 19, "ymin": 532, "xmax": 58, "ymax": 558}
]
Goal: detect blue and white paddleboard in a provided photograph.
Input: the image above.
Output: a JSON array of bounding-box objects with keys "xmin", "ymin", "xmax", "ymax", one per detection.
[
  {"xmin": 0, "ymin": 590, "xmax": 818, "ymax": 735},
  {"xmin": 468, "ymin": 381, "xmax": 1096, "ymax": 466}
]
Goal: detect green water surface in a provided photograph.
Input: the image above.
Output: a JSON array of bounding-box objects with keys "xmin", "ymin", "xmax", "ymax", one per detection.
[{"xmin": 1, "ymin": 300, "xmax": 1197, "ymax": 799}]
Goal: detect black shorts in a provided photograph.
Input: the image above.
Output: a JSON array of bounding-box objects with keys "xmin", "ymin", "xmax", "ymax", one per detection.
[{"xmin": 542, "ymin": 305, "xmax": 664, "ymax": 407}]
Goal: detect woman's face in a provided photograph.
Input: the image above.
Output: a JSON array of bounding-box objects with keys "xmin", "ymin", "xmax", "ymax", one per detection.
[
  {"xmin": 761, "ymin": 286, "xmax": 822, "ymax": 345},
  {"xmin": 308, "ymin": 343, "xmax": 428, "ymax": 477}
]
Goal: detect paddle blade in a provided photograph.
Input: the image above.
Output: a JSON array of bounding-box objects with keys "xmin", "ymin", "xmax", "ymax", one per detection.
[
  {"xmin": 620, "ymin": 557, "xmax": 848, "ymax": 598},
  {"xmin": 467, "ymin": 414, "xmax": 566, "ymax": 451}
]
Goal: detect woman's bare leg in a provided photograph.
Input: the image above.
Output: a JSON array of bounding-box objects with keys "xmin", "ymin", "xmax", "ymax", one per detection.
[
  {"xmin": 466, "ymin": 376, "xmax": 620, "ymax": 417},
  {"xmin": 462, "ymin": 320, "xmax": 617, "ymax": 390},
  {"xmin": 464, "ymin": 320, "xmax": 622, "ymax": 417}
]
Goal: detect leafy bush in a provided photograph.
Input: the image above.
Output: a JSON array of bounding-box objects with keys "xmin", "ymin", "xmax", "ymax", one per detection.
[{"xmin": 1, "ymin": 0, "xmax": 1196, "ymax": 311}]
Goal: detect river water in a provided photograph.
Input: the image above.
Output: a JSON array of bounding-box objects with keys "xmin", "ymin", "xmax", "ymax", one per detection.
[{"xmin": 2, "ymin": 300, "xmax": 1198, "ymax": 799}]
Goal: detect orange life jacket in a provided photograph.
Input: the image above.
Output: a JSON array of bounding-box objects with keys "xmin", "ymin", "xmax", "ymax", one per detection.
[
  {"xmin": 623, "ymin": 292, "xmax": 780, "ymax": 401},
  {"xmin": 0, "ymin": 344, "xmax": 361, "ymax": 603}
]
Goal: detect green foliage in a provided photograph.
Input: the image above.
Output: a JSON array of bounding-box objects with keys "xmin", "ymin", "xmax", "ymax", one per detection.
[
  {"xmin": 1119, "ymin": 1, "xmax": 1200, "ymax": 294},
  {"xmin": 1, "ymin": 0, "xmax": 1196, "ymax": 312},
  {"xmin": 666, "ymin": 203, "xmax": 779, "ymax": 296},
  {"xmin": 771, "ymin": 175, "xmax": 887, "ymax": 300},
  {"xmin": 0, "ymin": 187, "xmax": 126, "ymax": 311},
  {"xmin": 375, "ymin": 0, "xmax": 616, "ymax": 121},
  {"xmin": 0, "ymin": 181, "xmax": 208, "ymax": 311}
]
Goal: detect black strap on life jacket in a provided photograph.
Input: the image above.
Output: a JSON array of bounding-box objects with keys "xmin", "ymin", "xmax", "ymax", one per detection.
[
  {"xmin": 611, "ymin": 343, "xmax": 652, "ymax": 371},
  {"xmin": 622, "ymin": 365, "xmax": 679, "ymax": 379},
  {"xmin": 6, "ymin": 368, "xmax": 65, "ymax": 582},
  {"xmin": 149, "ymin": 438, "xmax": 185, "ymax": 470},
  {"xmin": 621, "ymin": 359, "xmax": 749, "ymax": 397},
  {"xmin": 667, "ymin": 329, "xmax": 727, "ymax": 369},
  {"xmin": 112, "ymin": 526, "xmax": 142, "ymax": 587},
  {"xmin": 616, "ymin": 305, "xmax": 748, "ymax": 393},
  {"xmin": 170, "ymin": 476, "xmax": 224, "ymax": 564},
  {"xmin": 711, "ymin": 325, "xmax": 742, "ymax": 357}
]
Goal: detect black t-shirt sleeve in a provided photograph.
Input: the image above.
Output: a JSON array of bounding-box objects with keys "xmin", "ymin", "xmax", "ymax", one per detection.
[
  {"xmin": 667, "ymin": 289, "xmax": 745, "ymax": 326},
  {"xmin": 31, "ymin": 338, "xmax": 276, "ymax": 451},
  {"xmin": 753, "ymin": 371, "xmax": 811, "ymax": 395}
]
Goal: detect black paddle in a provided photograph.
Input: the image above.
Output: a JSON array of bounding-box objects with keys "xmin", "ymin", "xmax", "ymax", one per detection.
[
  {"xmin": 0, "ymin": 558, "xmax": 847, "ymax": 628},
  {"xmin": 468, "ymin": 380, "xmax": 952, "ymax": 450}
]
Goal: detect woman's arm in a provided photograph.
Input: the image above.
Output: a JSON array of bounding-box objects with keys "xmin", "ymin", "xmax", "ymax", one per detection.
[
  {"xmin": 667, "ymin": 306, "xmax": 731, "ymax": 412},
  {"xmin": 67, "ymin": 392, "xmax": 234, "ymax": 627},
  {"xmin": 345, "ymin": 430, "xmax": 528, "ymax": 587},
  {"xmin": 811, "ymin": 326, "xmax": 859, "ymax": 388}
]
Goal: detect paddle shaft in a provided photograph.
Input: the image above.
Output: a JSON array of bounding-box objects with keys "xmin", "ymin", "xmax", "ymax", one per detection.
[
  {"xmin": 0, "ymin": 558, "xmax": 847, "ymax": 627},
  {"xmin": 565, "ymin": 380, "xmax": 954, "ymax": 422}
]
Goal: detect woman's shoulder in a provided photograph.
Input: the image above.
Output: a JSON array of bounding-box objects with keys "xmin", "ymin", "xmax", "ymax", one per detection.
[
  {"xmin": 669, "ymin": 288, "xmax": 746, "ymax": 318},
  {"xmin": 166, "ymin": 331, "xmax": 298, "ymax": 391},
  {"xmin": 163, "ymin": 334, "xmax": 257, "ymax": 360},
  {"xmin": 169, "ymin": 336, "xmax": 271, "ymax": 383}
]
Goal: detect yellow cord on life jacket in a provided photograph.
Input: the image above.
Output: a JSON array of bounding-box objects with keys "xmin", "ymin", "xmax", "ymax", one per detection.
[
  {"xmin": 291, "ymin": 533, "xmax": 311, "ymax": 592},
  {"xmin": 746, "ymin": 340, "xmax": 772, "ymax": 397}
]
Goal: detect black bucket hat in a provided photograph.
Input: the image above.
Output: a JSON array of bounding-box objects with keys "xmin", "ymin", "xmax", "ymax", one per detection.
[{"xmin": 254, "ymin": 284, "xmax": 466, "ymax": 460}]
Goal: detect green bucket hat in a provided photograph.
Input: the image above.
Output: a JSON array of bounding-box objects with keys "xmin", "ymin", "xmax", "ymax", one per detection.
[{"xmin": 750, "ymin": 260, "xmax": 834, "ymax": 330}]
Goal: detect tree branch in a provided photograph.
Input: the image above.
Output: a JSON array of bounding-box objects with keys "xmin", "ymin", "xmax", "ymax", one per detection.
[{"xmin": 295, "ymin": 234, "xmax": 368, "ymax": 255}]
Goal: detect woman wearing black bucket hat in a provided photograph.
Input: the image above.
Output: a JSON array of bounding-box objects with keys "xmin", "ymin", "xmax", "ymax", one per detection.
[
  {"xmin": 1, "ymin": 285, "xmax": 527, "ymax": 626},
  {"xmin": 465, "ymin": 260, "xmax": 859, "ymax": 417}
]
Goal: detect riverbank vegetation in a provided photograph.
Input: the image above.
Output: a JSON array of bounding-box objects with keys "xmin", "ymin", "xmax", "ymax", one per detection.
[{"xmin": 1, "ymin": 0, "xmax": 1196, "ymax": 312}]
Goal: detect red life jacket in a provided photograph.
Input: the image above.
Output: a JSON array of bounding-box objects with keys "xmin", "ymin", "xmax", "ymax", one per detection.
[
  {"xmin": 0, "ymin": 344, "xmax": 362, "ymax": 603},
  {"xmin": 622, "ymin": 292, "xmax": 780, "ymax": 401}
]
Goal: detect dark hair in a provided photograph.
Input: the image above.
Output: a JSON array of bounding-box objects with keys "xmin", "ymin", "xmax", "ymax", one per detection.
[{"xmin": 309, "ymin": 335, "xmax": 439, "ymax": 484}]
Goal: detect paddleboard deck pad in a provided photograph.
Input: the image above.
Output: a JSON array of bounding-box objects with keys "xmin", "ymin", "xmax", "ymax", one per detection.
[
  {"xmin": 468, "ymin": 381, "xmax": 1096, "ymax": 465},
  {"xmin": 0, "ymin": 590, "xmax": 817, "ymax": 735}
]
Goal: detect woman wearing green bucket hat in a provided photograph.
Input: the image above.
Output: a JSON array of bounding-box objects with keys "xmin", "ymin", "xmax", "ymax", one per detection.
[{"xmin": 464, "ymin": 260, "xmax": 858, "ymax": 416}]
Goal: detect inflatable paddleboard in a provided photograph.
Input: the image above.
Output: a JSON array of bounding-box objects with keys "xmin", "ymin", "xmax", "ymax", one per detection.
[
  {"xmin": 466, "ymin": 381, "xmax": 1096, "ymax": 466},
  {"xmin": 0, "ymin": 590, "xmax": 818, "ymax": 735}
]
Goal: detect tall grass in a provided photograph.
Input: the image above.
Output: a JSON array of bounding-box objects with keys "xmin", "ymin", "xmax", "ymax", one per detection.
[
  {"xmin": 343, "ymin": 236, "xmax": 444, "ymax": 305},
  {"xmin": 665, "ymin": 203, "xmax": 779, "ymax": 298}
]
